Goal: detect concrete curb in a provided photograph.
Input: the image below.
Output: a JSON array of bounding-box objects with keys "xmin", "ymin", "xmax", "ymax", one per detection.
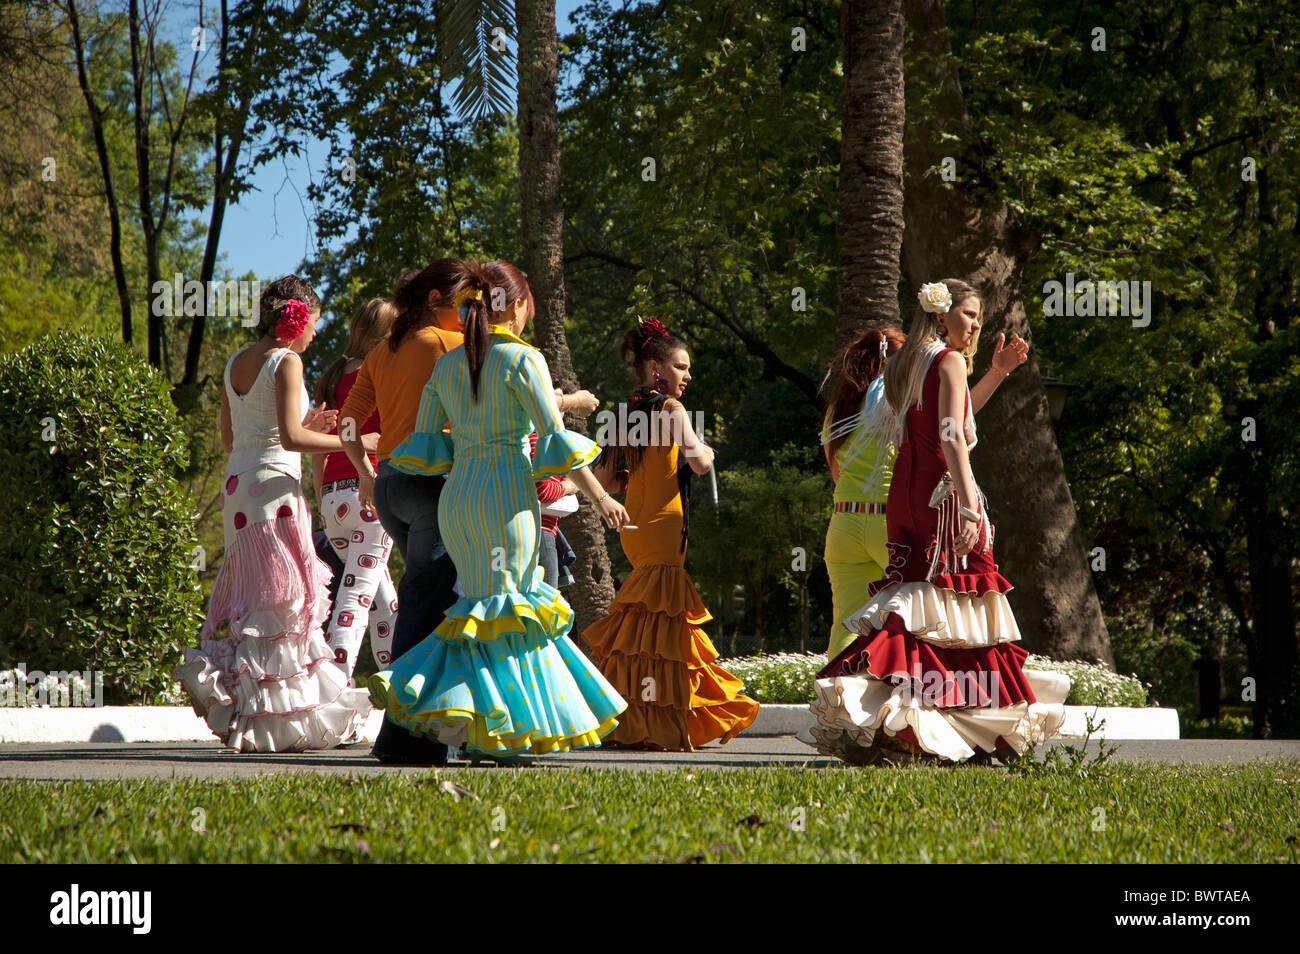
[
  {"xmin": 1, "ymin": 703, "xmax": 1180, "ymax": 743},
  {"xmin": 0, "ymin": 707, "xmax": 387, "ymax": 744},
  {"xmin": 739, "ymin": 703, "xmax": 1181, "ymax": 740}
]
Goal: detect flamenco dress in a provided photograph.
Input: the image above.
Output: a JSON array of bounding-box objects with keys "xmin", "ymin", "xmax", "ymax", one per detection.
[
  {"xmin": 368, "ymin": 326, "xmax": 626, "ymax": 754},
  {"xmin": 582, "ymin": 389, "xmax": 759, "ymax": 750},
  {"xmin": 174, "ymin": 348, "xmax": 371, "ymax": 752},
  {"xmin": 808, "ymin": 344, "xmax": 1070, "ymax": 762}
]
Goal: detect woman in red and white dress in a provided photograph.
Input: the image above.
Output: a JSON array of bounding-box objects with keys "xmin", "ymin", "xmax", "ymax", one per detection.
[{"xmin": 808, "ymin": 279, "xmax": 1070, "ymax": 763}]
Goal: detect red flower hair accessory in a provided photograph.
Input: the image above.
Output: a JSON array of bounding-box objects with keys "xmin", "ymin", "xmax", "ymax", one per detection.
[
  {"xmin": 637, "ymin": 317, "xmax": 669, "ymax": 351},
  {"xmin": 275, "ymin": 299, "xmax": 311, "ymax": 341}
]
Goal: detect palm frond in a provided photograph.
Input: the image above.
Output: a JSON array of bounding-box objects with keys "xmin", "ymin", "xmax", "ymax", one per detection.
[{"xmin": 439, "ymin": 0, "xmax": 516, "ymax": 121}]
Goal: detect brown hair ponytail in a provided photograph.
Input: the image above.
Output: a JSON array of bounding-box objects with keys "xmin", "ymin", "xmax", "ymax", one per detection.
[
  {"xmin": 389, "ymin": 258, "xmax": 465, "ymax": 352},
  {"xmin": 459, "ymin": 259, "xmax": 535, "ymax": 401},
  {"xmin": 618, "ymin": 318, "xmax": 688, "ymax": 381}
]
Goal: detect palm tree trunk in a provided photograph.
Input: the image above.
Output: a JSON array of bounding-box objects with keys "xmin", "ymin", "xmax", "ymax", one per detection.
[
  {"xmin": 835, "ymin": 0, "xmax": 906, "ymax": 350},
  {"xmin": 516, "ymin": 0, "xmax": 616, "ymax": 634},
  {"xmin": 901, "ymin": 0, "xmax": 1112, "ymax": 664}
]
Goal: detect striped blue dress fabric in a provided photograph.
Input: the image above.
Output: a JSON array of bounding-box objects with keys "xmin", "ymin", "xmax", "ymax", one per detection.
[{"xmin": 368, "ymin": 325, "xmax": 627, "ymax": 754}]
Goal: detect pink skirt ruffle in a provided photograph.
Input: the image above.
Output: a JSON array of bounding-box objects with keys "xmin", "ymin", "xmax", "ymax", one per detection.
[{"xmin": 174, "ymin": 467, "xmax": 369, "ymax": 752}]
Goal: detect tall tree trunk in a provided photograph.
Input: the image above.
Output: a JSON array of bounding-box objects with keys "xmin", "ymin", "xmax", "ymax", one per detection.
[
  {"xmin": 184, "ymin": 0, "xmax": 261, "ymax": 394},
  {"xmin": 66, "ymin": 0, "xmax": 132, "ymax": 346},
  {"xmin": 1239, "ymin": 61, "xmax": 1300, "ymax": 736},
  {"xmin": 901, "ymin": 0, "xmax": 1112, "ymax": 664},
  {"xmin": 517, "ymin": 0, "xmax": 615, "ymax": 634},
  {"xmin": 128, "ymin": 0, "xmax": 163, "ymax": 368},
  {"xmin": 835, "ymin": 0, "xmax": 906, "ymax": 350}
]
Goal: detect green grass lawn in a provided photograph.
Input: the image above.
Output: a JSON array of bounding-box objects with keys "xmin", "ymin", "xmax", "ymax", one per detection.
[{"xmin": 3, "ymin": 761, "xmax": 1298, "ymax": 863}]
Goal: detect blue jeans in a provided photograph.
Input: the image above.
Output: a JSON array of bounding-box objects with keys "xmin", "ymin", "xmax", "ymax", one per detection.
[{"xmin": 370, "ymin": 461, "xmax": 458, "ymax": 761}]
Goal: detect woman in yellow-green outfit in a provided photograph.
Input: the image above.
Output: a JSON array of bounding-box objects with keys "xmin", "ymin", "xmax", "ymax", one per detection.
[
  {"xmin": 368, "ymin": 260, "xmax": 631, "ymax": 756},
  {"xmin": 821, "ymin": 327, "xmax": 905, "ymax": 660},
  {"xmin": 820, "ymin": 324, "xmax": 1031, "ymax": 659}
]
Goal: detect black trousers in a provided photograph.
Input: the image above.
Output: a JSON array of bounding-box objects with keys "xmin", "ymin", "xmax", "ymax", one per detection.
[{"xmin": 370, "ymin": 464, "xmax": 458, "ymax": 762}]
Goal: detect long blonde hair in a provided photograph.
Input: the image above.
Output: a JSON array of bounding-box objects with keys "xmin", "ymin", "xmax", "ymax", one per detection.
[
  {"xmin": 317, "ymin": 298, "xmax": 398, "ymax": 408},
  {"xmin": 884, "ymin": 278, "xmax": 982, "ymax": 414}
]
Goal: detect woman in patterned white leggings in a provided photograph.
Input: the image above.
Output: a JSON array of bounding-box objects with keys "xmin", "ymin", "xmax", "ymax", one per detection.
[{"xmin": 312, "ymin": 299, "xmax": 399, "ymax": 678}]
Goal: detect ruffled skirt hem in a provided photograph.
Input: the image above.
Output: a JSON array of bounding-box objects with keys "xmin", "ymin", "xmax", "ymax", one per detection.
[
  {"xmin": 177, "ymin": 479, "xmax": 369, "ymax": 752},
  {"xmin": 173, "ymin": 650, "xmax": 370, "ymax": 752},
  {"xmin": 807, "ymin": 668, "xmax": 1069, "ymax": 763},
  {"xmin": 368, "ymin": 583, "xmax": 627, "ymax": 755},
  {"xmin": 583, "ymin": 563, "xmax": 759, "ymax": 751},
  {"xmin": 813, "ymin": 578, "xmax": 1071, "ymax": 763}
]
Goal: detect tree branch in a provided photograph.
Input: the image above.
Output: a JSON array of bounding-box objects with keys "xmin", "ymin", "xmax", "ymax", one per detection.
[{"xmin": 565, "ymin": 246, "xmax": 818, "ymax": 401}]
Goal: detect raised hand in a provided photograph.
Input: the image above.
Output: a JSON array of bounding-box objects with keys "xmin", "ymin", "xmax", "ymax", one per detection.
[{"xmin": 991, "ymin": 332, "xmax": 1029, "ymax": 375}]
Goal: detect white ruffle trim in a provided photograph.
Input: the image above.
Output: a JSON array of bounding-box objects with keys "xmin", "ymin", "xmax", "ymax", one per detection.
[
  {"xmin": 844, "ymin": 582, "xmax": 1024, "ymax": 649},
  {"xmin": 807, "ymin": 669, "xmax": 1070, "ymax": 763},
  {"xmin": 173, "ymin": 640, "xmax": 370, "ymax": 753}
]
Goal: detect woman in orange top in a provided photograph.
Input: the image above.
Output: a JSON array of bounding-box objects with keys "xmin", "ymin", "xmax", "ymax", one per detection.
[
  {"xmin": 338, "ymin": 259, "xmax": 464, "ymax": 765},
  {"xmin": 583, "ymin": 318, "xmax": 759, "ymax": 750}
]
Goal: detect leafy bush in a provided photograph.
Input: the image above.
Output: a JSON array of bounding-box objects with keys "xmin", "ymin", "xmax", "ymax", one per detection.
[
  {"xmin": 717, "ymin": 652, "xmax": 827, "ymax": 704},
  {"xmin": 1023, "ymin": 654, "xmax": 1150, "ymax": 707},
  {"xmin": 0, "ymin": 336, "xmax": 203, "ymax": 703},
  {"xmin": 1180, "ymin": 710, "xmax": 1254, "ymax": 739},
  {"xmin": 719, "ymin": 651, "xmax": 1152, "ymax": 708}
]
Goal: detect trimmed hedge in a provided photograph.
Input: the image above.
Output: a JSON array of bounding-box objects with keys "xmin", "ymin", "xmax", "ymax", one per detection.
[{"xmin": 0, "ymin": 336, "xmax": 202, "ymax": 703}]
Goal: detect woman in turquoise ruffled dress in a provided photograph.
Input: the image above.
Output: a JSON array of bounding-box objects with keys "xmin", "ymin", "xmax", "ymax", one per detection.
[{"xmin": 368, "ymin": 260, "xmax": 630, "ymax": 756}]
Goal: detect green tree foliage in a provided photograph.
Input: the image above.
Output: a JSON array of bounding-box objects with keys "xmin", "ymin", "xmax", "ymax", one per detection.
[
  {"xmin": 939, "ymin": 2, "xmax": 1299, "ymax": 729},
  {"xmin": 560, "ymin": 0, "xmax": 841, "ymax": 417},
  {"xmin": 0, "ymin": 5, "xmax": 129, "ymax": 348},
  {"xmin": 690, "ymin": 446, "xmax": 832, "ymax": 652},
  {"xmin": 0, "ymin": 336, "xmax": 203, "ymax": 703}
]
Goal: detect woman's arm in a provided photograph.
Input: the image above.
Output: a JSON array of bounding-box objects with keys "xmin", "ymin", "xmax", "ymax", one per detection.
[
  {"xmin": 969, "ymin": 332, "xmax": 1027, "ymax": 414},
  {"xmin": 219, "ymin": 387, "xmax": 234, "ymax": 454},
  {"xmin": 664, "ymin": 400, "xmax": 714, "ymax": 475},
  {"xmin": 590, "ymin": 452, "xmax": 622, "ymax": 493},
  {"xmin": 556, "ymin": 389, "xmax": 600, "ymax": 418},
  {"xmin": 568, "ymin": 464, "xmax": 629, "ymax": 529},
  {"xmin": 937, "ymin": 351, "xmax": 981, "ymax": 556},
  {"xmin": 274, "ymin": 354, "xmax": 350, "ymax": 454},
  {"xmin": 514, "ymin": 350, "xmax": 628, "ymax": 528},
  {"xmin": 340, "ymin": 361, "xmax": 380, "ymax": 485}
]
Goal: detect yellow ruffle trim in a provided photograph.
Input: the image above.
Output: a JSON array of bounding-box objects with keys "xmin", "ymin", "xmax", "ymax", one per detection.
[
  {"xmin": 532, "ymin": 443, "xmax": 600, "ymax": 478},
  {"xmin": 382, "ymin": 700, "xmax": 620, "ymax": 754},
  {"xmin": 432, "ymin": 591, "xmax": 574, "ymax": 643}
]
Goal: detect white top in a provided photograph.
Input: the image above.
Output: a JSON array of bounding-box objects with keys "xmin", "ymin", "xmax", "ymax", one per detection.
[{"xmin": 224, "ymin": 348, "xmax": 310, "ymax": 479}]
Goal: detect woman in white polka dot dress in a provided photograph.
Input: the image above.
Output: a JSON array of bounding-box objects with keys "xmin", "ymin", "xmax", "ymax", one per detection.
[{"xmin": 173, "ymin": 276, "xmax": 377, "ymax": 752}]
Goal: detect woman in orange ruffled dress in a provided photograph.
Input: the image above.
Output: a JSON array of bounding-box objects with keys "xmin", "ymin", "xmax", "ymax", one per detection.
[{"xmin": 583, "ymin": 319, "xmax": 759, "ymax": 750}]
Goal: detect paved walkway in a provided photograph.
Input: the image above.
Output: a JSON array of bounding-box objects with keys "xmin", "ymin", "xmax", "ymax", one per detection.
[{"xmin": 1, "ymin": 738, "xmax": 1298, "ymax": 779}]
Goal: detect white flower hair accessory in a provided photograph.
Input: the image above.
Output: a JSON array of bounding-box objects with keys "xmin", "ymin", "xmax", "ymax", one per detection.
[{"xmin": 918, "ymin": 282, "xmax": 953, "ymax": 314}]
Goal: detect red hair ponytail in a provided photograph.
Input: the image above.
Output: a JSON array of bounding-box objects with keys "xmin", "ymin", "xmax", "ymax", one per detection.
[{"xmin": 824, "ymin": 326, "xmax": 906, "ymax": 457}]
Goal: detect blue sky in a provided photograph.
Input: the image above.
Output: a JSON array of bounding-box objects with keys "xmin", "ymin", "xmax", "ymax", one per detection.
[{"xmin": 160, "ymin": 1, "xmax": 588, "ymax": 284}]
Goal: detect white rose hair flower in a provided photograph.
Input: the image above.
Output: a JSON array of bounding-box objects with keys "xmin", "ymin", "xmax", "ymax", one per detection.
[{"xmin": 918, "ymin": 282, "xmax": 953, "ymax": 314}]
